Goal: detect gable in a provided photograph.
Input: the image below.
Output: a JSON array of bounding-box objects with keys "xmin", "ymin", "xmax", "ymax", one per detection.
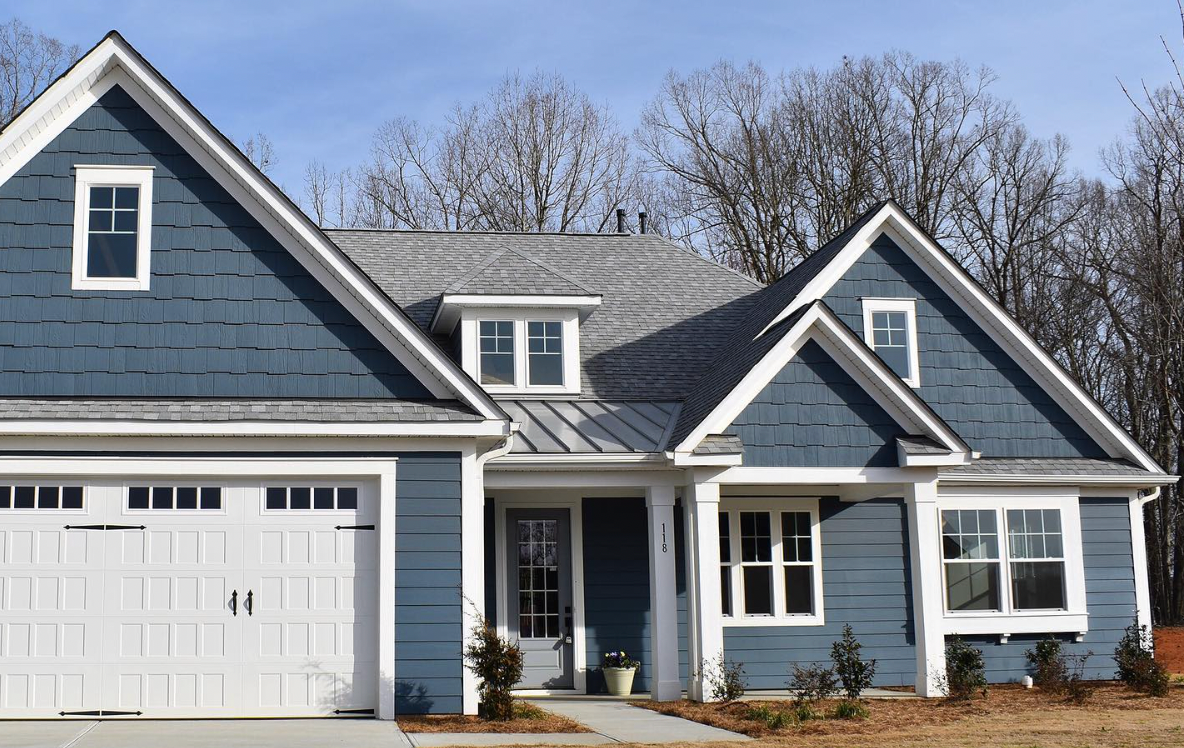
[
  {"xmin": 0, "ymin": 85, "xmax": 431, "ymax": 398},
  {"xmin": 725, "ymin": 339, "xmax": 905, "ymax": 467},
  {"xmin": 822, "ymin": 234, "xmax": 1105, "ymax": 458}
]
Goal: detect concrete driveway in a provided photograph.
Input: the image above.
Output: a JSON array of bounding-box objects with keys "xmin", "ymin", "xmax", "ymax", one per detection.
[{"xmin": 0, "ymin": 719, "xmax": 412, "ymax": 748}]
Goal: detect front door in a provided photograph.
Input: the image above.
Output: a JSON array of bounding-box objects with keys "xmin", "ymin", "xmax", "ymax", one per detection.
[{"xmin": 506, "ymin": 509, "xmax": 573, "ymax": 689}]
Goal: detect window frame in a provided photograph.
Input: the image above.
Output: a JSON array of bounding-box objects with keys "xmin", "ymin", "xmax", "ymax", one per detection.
[
  {"xmin": 71, "ymin": 165, "xmax": 155, "ymax": 291},
  {"xmin": 0, "ymin": 484, "xmax": 86, "ymax": 512},
  {"xmin": 478, "ymin": 320, "xmax": 517, "ymax": 387},
  {"xmin": 462, "ymin": 310, "xmax": 580, "ymax": 395},
  {"xmin": 937, "ymin": 490, "xmax": 1088, "ymax": 636},
  {"xmin": 526, "ymin": 319, "xmax": 565, "ymax": 387},
  {"xmin": 260, "ymin": 481, "xmax": 365, "ymax": 515},
  {"xmin": 861, "ymin": 297, "xmax": 921, "ymax": 387},
  {"xmin": 719, "ymin": 498, "xmax": 824, "ymax": 627}
]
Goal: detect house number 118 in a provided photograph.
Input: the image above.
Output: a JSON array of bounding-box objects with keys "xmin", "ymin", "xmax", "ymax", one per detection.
[{"xmin": 661, "ymin": 522, "xmax": 668, "ymax": 553}]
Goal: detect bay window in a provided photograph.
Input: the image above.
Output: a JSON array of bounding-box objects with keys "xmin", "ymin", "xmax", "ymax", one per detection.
[{"xmin": 720, "ymin": 500, "xmax": 823, "ymax": 625}]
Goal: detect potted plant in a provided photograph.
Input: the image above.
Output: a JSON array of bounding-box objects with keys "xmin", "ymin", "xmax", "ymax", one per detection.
[{"xmin": 602, "ymin": 650, "xmax": 639, "ymax": 696}]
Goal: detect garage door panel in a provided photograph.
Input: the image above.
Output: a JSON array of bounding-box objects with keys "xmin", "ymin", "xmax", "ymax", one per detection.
[
  {"xmin": 103, "ymin": 665, "xmax": 242, "ymax": 716},
  {"xmin": 0, "ymin": 666, "xmax": 101, "ymax": 714}
]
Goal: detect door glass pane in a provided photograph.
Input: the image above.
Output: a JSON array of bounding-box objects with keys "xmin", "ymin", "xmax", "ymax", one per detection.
[
  {"xmin": 517, "ymin": 519, "xmax": 560, "ymax": 639},
  {"xmin": 742, "ymin": 566, "xmax": 773, "ymax": 615}
]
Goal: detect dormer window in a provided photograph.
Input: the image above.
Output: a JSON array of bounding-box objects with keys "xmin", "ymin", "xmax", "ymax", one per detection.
[
  {"xmin": 71, "ymin": 165, "xmax": 154, "ymax": 291},
  {"xmin": 861, "ymin": 298, "xmax": 920, "ymax": 387},
  {"xmin": 527, "ymin": 321, "xmax": 563, "ymax": 386},
  {"xmin": 479, "ymin": 321, "xmax": 516, "ymax": 386},
  {"xmin": 467, "ymin": 314, "xmax": 580, "ymax": 394}
]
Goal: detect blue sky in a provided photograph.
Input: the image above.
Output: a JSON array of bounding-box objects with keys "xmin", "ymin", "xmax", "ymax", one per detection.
[{"xmin": 10, "ymin": 1, "xmax": 1182, "ymax": 196}]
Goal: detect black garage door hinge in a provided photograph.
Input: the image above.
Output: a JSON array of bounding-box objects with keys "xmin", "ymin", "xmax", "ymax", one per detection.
[
  {"xmin": 59, "ymin": 709, "xmax": 143, "ymax": 717},
  {"xmin": 333, "ymin": 708, "xmax": 375, "ymax": 715},
  {"xmin": 334, "ymin": 524, "xmax": 375, "ymax": 531},
  {"xmin": 63, "ymin": 524, "xmax": 146, "ymax": 531}
]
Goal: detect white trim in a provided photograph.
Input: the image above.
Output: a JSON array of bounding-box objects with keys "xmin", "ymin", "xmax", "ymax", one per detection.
[
  {"xmin": 432, "ymin": 294, "xmax": 602, "ymax": 333},
  {"xmin": 377, "ymin": 470, "xmax": 398, "ymax": 720},
  {"xmin": 860, "ymin": 298, "xmax": 921, "ymax": 387},
  {"xmin": 463, "ymin": 310, "xmax": 581, "ymax": 396},
  {"xmin": 0, "ymin": 35, "xmax": 504, "ymax": 420},
  {"xmin": 676, "ymin": 302, "xmax": 969, "ymax": 460},
  {"xmin": 460, "ymin": 446, "xmax": 483, "ymax": 714},
  {"xmin": 669, "ymin": 451, "xmax": 744, "ymax": 467},
  {"xmin": 760, "ymin": 202, "xmax": 1161, "ymax": 473},
  {"xmin": 938, "ymin": 472, "xmax": 1177, "ymax": 487},
  {"xmin": 905, "ymin": 477, "xmax": 948, "ymax": 696},
  {"xmin": 716, "ymin": 466, "xmax": 920, "ymax": 485},
  {"xmin": 1129, "ymin": 495, "xmax": 1154, "ymax": 635},
  {"xmin": 485, "ymin": 469, "xmax": 683, "ymax": 489},
  {"xmin": 934, "ymin": 490, "xmax": 1089, "ymax": 638},
  {"xmin": 495, "ymin": 495, "xmax": 587, "ymax": 694},
  {"xmin": 645, "ymin": 484, "xmax": 681, "ymax": 700},
  {"xmin": 70, "ymin": 165, "xmax": 154, "ymax": 290},
  {"xmin": 718, "ymin": 497, "xmax": 824, "ymax": 628},
  {"xmin": 0, "ymin": 418, "xmax": 509, "ymax": 438},
  {"xmin": 683, "ymin": 473, "xmax": 723, "ymax": 702},
  {"xmin": 0, "ymin": 456, "xmax": 399, "ymax": 477},
  {"xmin": 490, "ymin": 453, "xmax": 668, "ymax": 468}
]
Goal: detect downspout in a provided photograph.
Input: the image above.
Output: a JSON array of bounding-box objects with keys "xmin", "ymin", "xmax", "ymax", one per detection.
[{"xmin": 1138, "ymin": 486, "xmax": 1161, "ymax": 506}]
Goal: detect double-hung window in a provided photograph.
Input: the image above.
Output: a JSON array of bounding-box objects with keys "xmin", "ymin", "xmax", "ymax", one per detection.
[
  {"xmin": 939, "ymin": 494, "xmax": 1086, "ymax": 634},
  {"xmin": 719, "ymin": 500, "xmax": 823, "ymax": 625},
  {"xmin": 479, "ymin": 320, "xmax": 516, "ymax": 386},
  {"xmin": 861, "ymin": 298, "xmax": 920, "ymax": 386},
  {"xmin": 472, "ymin": 316, "xmax": 576, "ymax": 392},
  {"xmin": 71, "ymin": 165, "xmax": 154, "ymax": 290},
  {"xmin": 527, "ymin": 321, "xmax": 564, "ymax": 386}
]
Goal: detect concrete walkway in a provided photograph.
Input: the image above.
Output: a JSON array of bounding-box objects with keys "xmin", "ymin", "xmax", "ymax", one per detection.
[
  {"xmin": 0, "ymin": 719, "xmax": 412, "ymax": 748},
  {"xmin": 526, "ymin": 698, "xmax": 750, "ymax": 744},
  {"xmin": 407, "ymin": 734, "xmax": 610, "ymax": 747}
]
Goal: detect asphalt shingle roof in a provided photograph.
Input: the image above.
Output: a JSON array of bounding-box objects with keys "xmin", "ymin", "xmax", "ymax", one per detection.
[
  {"xmin": 897, "ymin": 435, "xmax": 953, "ymax": 455},
  {"xmin": 445, "ymin": 247, "xmax": 595, "ymax": 296},
  {"xmin": 0, "ymin": 398, "xmax": 483, "ymax": 422},
  {"xmin": 940, "ymin": 458, "xmax": 1154, "ymax": 477},
  {"xmin": 328, "ymin": 230, "xmax": 764, "ymax": 400},
  {"xmin": 692, "ymin": 433, "xmax": 744, "ymax": 456}
]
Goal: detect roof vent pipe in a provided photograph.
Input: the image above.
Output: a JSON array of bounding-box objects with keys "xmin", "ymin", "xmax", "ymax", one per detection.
[
  {"xmin": 616, "ymin": 208, "xmax": 627, "ymax": 233},
  {"xmin": 638, "ymin": 211, "xmax": 647, "ymax": 235}
]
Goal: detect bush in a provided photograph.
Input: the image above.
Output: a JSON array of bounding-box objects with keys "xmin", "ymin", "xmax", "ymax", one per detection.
[
  {"xmin": 1062, "ymin": 651, "xmax": 1096, "ymax": 704},
  {"xmin": 788, "ymin": 662, "xmax": 838, "ymax": 716},
  {"xmin": 1114, "ymin": 620, "xmax": 1169, "ymax": 697},
  {"xmin": 832, "ymin": 699, "xmax": 869, "ymax": 719},
  {"xmin": 831, "ymin": 624, "xmax": 877, "ymax": 700},
  {"xmin": 944, "ymin": 636, "xmax": 987, "ymax": 700},
  {"xmin": 703, "ymin": 653, "xmax": 747, "ymax": 702},
  {"xmin": 1025, "ymin": 637, "xmax": 1069, "ymax": 693},
  {"xmin": 745, "ymin": 703, "xmax": 793, "ymax": 730},
  {"xmin": 462, "ymin": 609, "xmax": 524, "ymax": 720}
]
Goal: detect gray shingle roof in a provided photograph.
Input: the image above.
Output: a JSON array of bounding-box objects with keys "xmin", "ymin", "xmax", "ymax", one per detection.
[
  {"xmin": 446, "ymin": 247, "xmax": 595, "ymax": 296},
  {"xmin": 693, "ymin": 434, "xmax": 744, "ymax": 456},
  {"xmin": 897, "ymin": 435, "xmax": 953, "ymax": 455},
  {"xmin": 328, "ymin": 230, "xmax": 763, "ymax": 401},
  {"xmin": 501, "ymin": 399, "xmax": 679, "ymax": 453},
  {"xmin": 0, "ymin": 398, "xmax": 483, "ymax": 422},
  {"xmin": 940, "ymin": 457, "xmax": 1154, "ymax": 477}
]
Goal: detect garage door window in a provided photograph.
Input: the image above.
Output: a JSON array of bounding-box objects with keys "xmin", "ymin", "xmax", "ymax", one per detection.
[
  {"xmin": 265, "ymin": 485, "xmax": 358, "ymax": 511},
  {"xmin": 128, "ymin": 485, "xmax": 222, "ymax": 510},
  {"xmin": 0, "ymin": 485, "xmax": 83, "ymax": 509}
]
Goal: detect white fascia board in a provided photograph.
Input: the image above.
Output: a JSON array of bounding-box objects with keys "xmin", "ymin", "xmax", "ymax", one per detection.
[
  {"xmin": 432, "ymin": 294, "xmax": 603, "ymax": 333},
  {"xmin": 0, "ymin": 35, "xmax": 504, "ymax": 423},
  {"xmin": 715, "ymin": 466, "xmax": 920, "ymax": 485},
  {"xmin": 898, "ymin": 449, "xmax": 973, "ymax": 467},
  {"xmin": 675, "ymin": 302, "xmax": 969, "ymax": 459},
  {"xmin": 488, "ymin": 452, "xmax": 668, "ymax": 469},
  {"xmin": 0, "ymin": 456, "xmax": 400, "ymax": 477},
  {"xmin": 0, "ymin": 418, "xmax": 510, "ymax": 438},
  {"xmin": 668, "ymin": 451, "xmax": 744, "ymax": 467},
  {"xmin": 484, "ymin": 467, "xmax": 684, "ymax": 489},
  {"xmin": 938, "ymin": 472, "xmax": 1179, "ymax": 487},
  {"xmin": 759, "ymin": 201, "xmax": 1161, "ymax": 473}
]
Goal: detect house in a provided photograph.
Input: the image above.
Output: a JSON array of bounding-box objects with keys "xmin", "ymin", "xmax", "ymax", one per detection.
[{"xmin": 0, "ymin": 32, "xmax": 1172, "ymax": 721}]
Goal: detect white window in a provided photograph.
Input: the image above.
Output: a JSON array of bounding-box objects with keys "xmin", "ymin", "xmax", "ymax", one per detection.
[
  {"xmin": 0, "ymin": 485, "xmax": 84, "ymax": 510},
  {"xmin": 463, "ymin": 313, "xmax": 580, "ymax": 395},
  {"xmin": 128, "ymin": 486, "xmax": 222, "ymax": 511},
  {"xmin": 71, "ymin": 165, "xmax": 154, "ymax": 291},
  {"xmin": 938, "ymin": 492, "xmax": 1087, "ymax": 636},
  {"xmin": 479, "ymin": 320, "xmax": 516, "ymax": 386},
  {"xmin": 265, "ymin": 485, "xmax": 359, "ymax": 511},
  {"xmin": 527, "ymin": 320, "xmax": 564, "ymax": 386},
  {"xmin": 861, "ymin": 298, "xmax": 920, "ymax": 387},
  {"xmin": 719, "ymin": 499, "xmax": 823, "ymax": 626}
]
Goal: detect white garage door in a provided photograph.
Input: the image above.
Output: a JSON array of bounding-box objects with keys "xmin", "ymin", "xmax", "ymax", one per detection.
[{"xmin": 0, "ymin": 480, "xmax": 378, "ymax": 719}]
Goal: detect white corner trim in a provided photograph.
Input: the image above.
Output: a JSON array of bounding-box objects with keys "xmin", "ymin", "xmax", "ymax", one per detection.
[
  {"xmin": 0, "ymin": 34, "xmax": 504, "ymax": 422},
  {"xmin": 1129, "ymin": 497, "xmax": 1154, "ymax": 635},
  {"xmin": 860, "ymin": 297, "xmax": 921, "ymax": 388},
  {"xmin": 676, "ymin": 302, "xmax": 968, "ymax": 459},
  {"xmin": 376, "ymin": 470, "xmax": 398, "ymax": 720},
  {"xmin": 760, "ymin": 201, "xmax": 1161, "ymax": 473},
  {"xmin": 70, "ymin": 164, "xmax": 155, "ymax": 291}
]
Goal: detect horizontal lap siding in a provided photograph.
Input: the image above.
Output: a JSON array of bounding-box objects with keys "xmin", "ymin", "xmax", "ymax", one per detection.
[
  {"xmin": 395, "ymin": 454, "xmax": 463, "ymax": 714},
  {"xmin": 822, "ymin": 236, "xmax": 1103, "ymax": 458},
  {"xmin": 0, "ymin": 85, "xmax": 428, "ymax": 398},
  {"xmin": 725, "ymin": 340, "xmax": 902, "ymax": 467},
  {"xmin": 724, "ymin": 498, "xmax": 916, "ymax": 688},
  {"xmin": 970, "ymin": 497, "xmax": 1137, "ymax": 683}
]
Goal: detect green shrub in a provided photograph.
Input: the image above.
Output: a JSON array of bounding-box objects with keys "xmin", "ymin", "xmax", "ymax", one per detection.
[
  {"xmin": 462, "ymin": 609, "xmax": 524, "ymax": 720},
  {"xmin": 1114, "ymin": 620, "xmax": 1169, "ymax": 697},
  {"xmin": 831, "ymin": 624, "xmax": 877, "ymax": 700},
  {"xmin": 788, "ymin": 662, "xmax": 838, "ymax": 712},
  {"xmin": 745, "ymin": 703, "xmax": 793, "ymax": 729},
  {"xmin": 703, "ymin": 653, "xmax": 748, "ymax": 703},
  {"xmin": 832, "ymin": 699, "xmax": 869, "ymax": 719},
  {"xmin": 1025, "ymin": 637, "xmax": 1069, "ymax": 693},
  {"xmin": 944, "ymin": 636, "xmax": 987, "ymax": 700}
]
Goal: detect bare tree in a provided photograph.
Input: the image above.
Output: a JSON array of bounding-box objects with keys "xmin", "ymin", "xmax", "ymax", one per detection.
[
  {"xmin": 0, "ymin": 18, "xmax": 79, "ymax": 127},
  {"xmin": 240, "ymin": 132, "xmax": 277, "ymax": 175}
]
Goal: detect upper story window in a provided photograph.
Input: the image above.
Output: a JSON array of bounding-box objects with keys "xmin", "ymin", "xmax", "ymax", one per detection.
[
  {"xmin": 71, "ymin": 165, "xmax": 154, "ymax": 291},
  {"xmin": 861, "ymin": 298, "xmax": 920, "ymax": 387},
  {"xmin": 527, "ymin": 321, "xmax": 563, "ymax": 386},
  {"xmin": 480, "ymin": 321, "xmax": 516, "ymax": 386},
  {"xmin": 463, "ymin": 313, "xmax": 581, "ymax": 395}
]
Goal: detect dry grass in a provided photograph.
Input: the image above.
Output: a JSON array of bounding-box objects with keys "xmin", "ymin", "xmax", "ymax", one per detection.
[
  {"xmin": 398, "ymin": 700, "xmax": 589, "ymax": 734},
  {"xmin": 630, "ymin": 682, "xmax": 1184, "ymax": 748}
]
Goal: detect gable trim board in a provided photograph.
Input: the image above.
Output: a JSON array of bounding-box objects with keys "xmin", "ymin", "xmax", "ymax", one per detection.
[
  {"xmin": 756, "ymin": 201, "xmax": 1161, "ymax": 474},
  {"xmin": 675, "ymin": 301, "xmax": 971, "ymax": 467},
  {"xmin": 0, "ymin": 32, "xmax": 505, "ymax": 425}
]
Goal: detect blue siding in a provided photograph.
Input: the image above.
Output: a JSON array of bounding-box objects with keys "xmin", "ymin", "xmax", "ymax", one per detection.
[
  {"xmin": 822, "ymin": 235, "xmax": 1104, "ymax": 458},
  {"xmin": 395, "ymin": 453, "xmax": 463, "ymax": 714},
  {"xmin": 971, "ymin": 497, "xmax": 1137, "ymax": 682},
  {"xmin": 580, "ymin": 498, "xmax": 688, "ymax": 694},
  {"xmin": 0, "ymin": 85, "xmax": 430, "ymax": 398},
  {"xmin": 725, "ymin": 340, "xmax": 903, "ymax": 467},
  {"xmin": 723, "ymin": 498, "xmax": 917, "ymax": 689}
]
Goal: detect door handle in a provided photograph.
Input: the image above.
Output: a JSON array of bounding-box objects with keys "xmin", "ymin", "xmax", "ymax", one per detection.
[
  {"xmin": 245, "ymin": 590, "xmax": 254, "ymax": 616},
  {"xmin": 230, "ymin": 590, "xmax": 238, "ymax": 616},
  {"xmin": 564, "ymin": 605, "xmax": 573, "ymax": 644}
]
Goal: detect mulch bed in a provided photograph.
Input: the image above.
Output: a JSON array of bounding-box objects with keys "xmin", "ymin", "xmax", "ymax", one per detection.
[
  {"xmin": 1154, "ymin": 626, "xmax": 1184, "ymax": 675},
  {"xmin": 398, "ymin": 701, "xmax": 589, "ymax": 733}
]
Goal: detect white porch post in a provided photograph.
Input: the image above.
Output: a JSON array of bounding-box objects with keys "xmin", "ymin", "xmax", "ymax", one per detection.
[
  {"xmin": 1129, "ymin": 494, "xmax": 1154, "ymax": 635},
  {"xmin": 646, "ymin": 484, "xmax": 681, "ymax": 701},
  {"xmin": 905, "ymin": 475, "xmax": 948, "ymax": 697},
  {"xmin": 377, "ymin": 470, "xmax": 398, "ymax": 720},
  {"xmin": 683, "ymin": 474, "xmax": 723, "ymax": 702},
  {"xmin": 460, "ymin": 447, "xmax": 485, "ymax": 715}
]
